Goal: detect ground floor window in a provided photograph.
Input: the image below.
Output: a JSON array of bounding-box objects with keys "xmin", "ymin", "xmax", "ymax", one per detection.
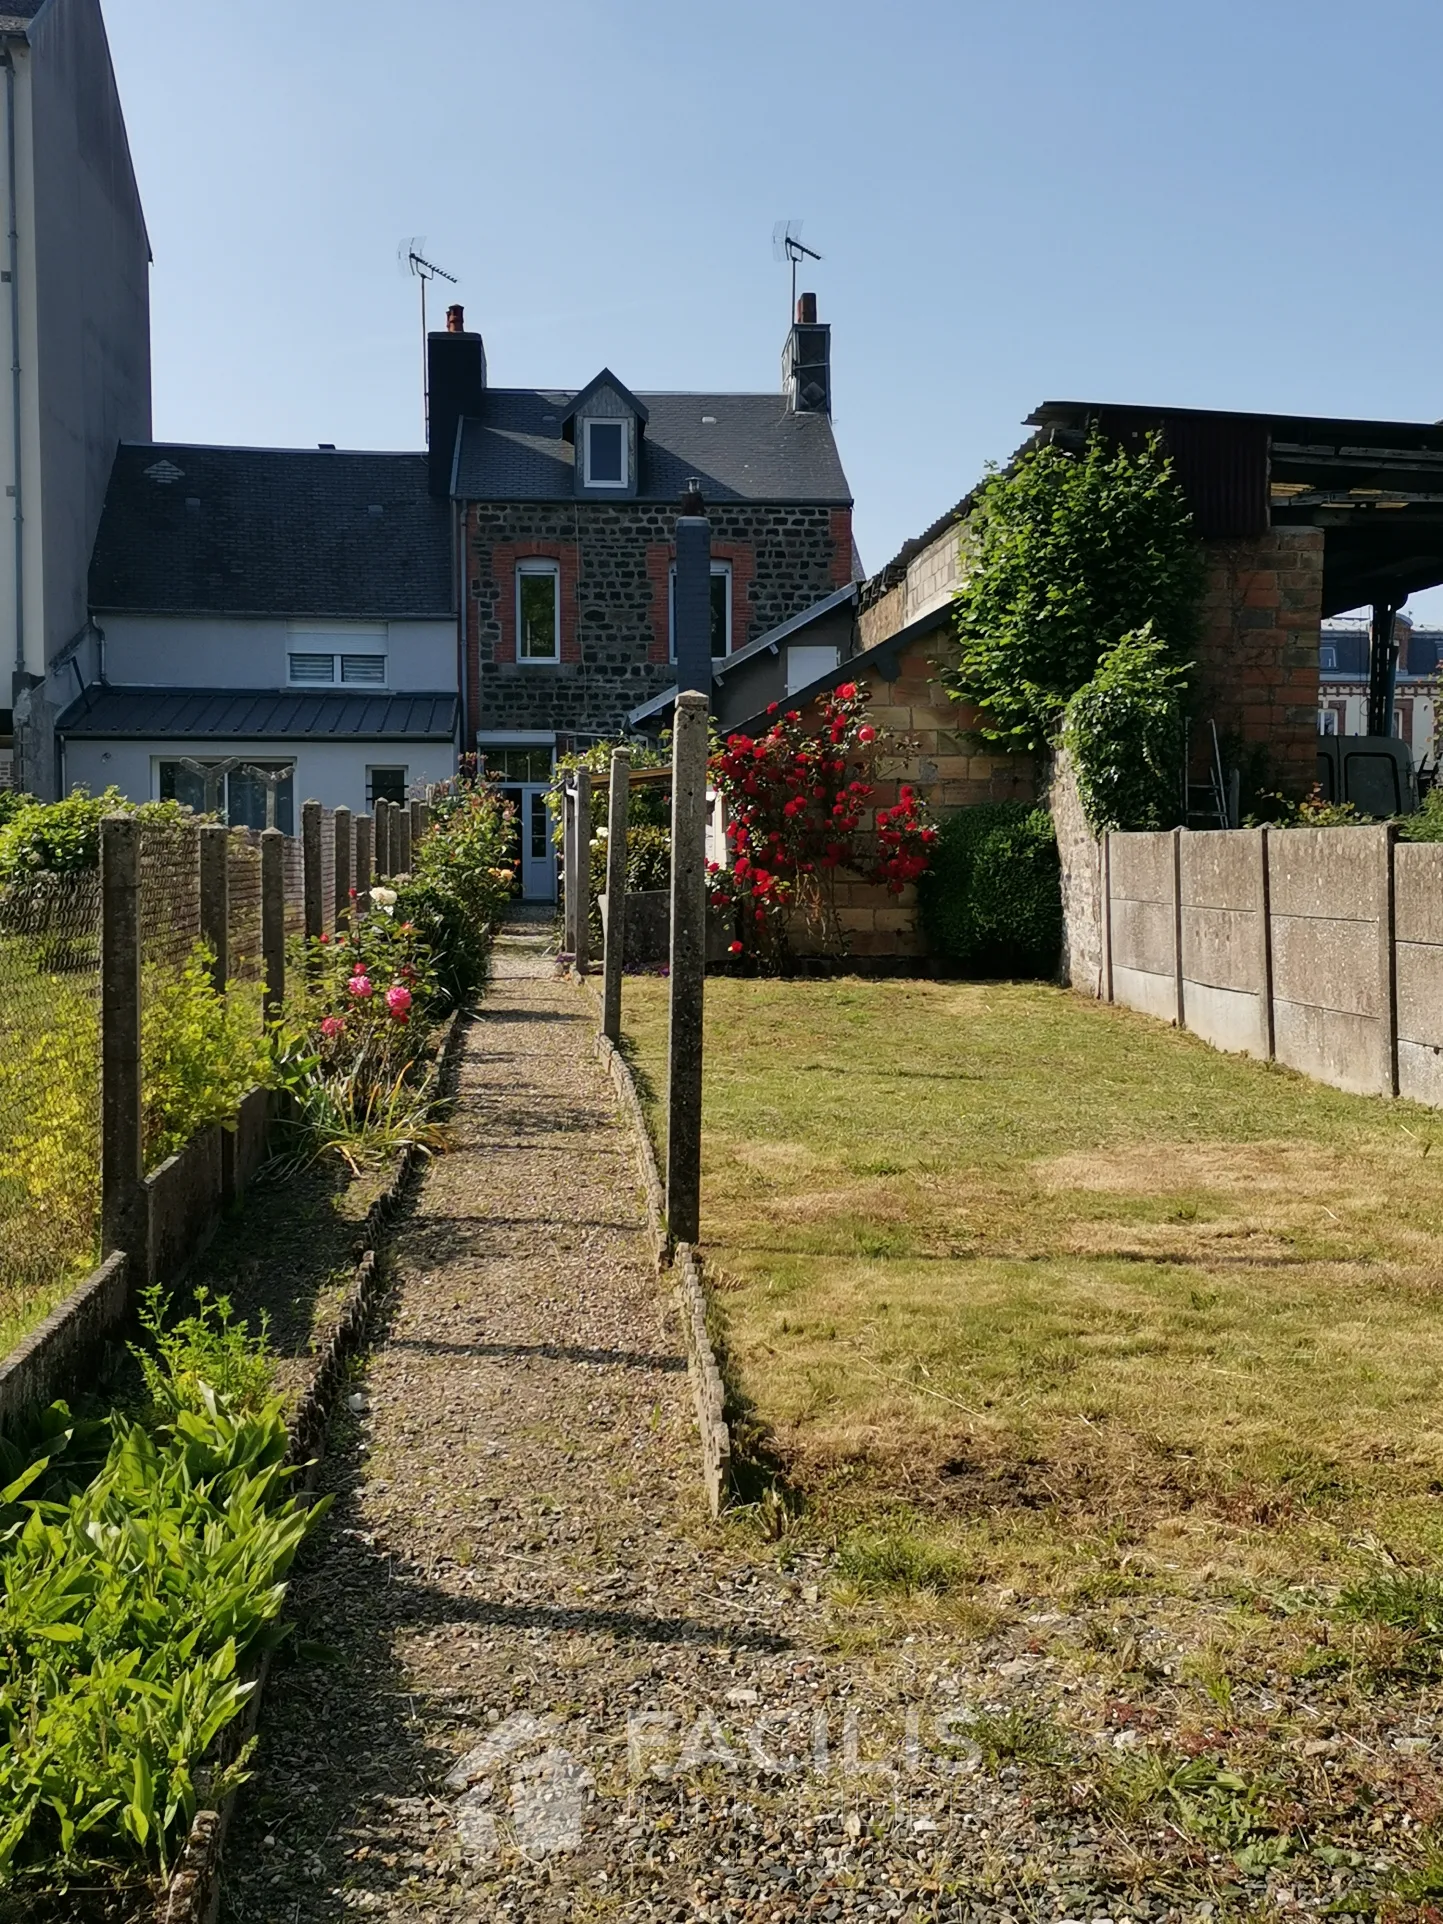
[
  {"xmin": 481, "ymin": 745, "xmax": 554, "ymax": 783},
  {"xmin": 157, "ymin": 757, "xmax": 295, "ymax": 833},
  {"xmin": 367, "ymin": 766, "xmax": 408, "ymax": 807}
]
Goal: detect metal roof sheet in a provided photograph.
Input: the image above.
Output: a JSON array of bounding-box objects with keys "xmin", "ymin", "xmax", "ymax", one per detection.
[{"xmin": 56, "ymin": 686, "xmax": 459, "ymax": 741}]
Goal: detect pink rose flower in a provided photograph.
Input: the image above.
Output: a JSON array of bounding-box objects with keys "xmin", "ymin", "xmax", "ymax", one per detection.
[
  {"xmin": 347, "ymin": 974, "xmax": 373, "ymax": 999},
  {"xmin": 320, "ymin": 1015, "xmax": 344, "ymax": 1038},
  {"xmin": 386, "ymin": 983, "xmax": 413, "ymax": 1019}
]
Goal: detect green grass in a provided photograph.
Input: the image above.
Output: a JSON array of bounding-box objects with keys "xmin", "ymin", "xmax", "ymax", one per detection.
[{"xmin": 621, "ymin": 976, "xmax": 1443, "ymax": 1594}]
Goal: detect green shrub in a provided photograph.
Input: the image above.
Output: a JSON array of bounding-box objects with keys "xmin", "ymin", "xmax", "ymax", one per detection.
[
  {"xmin": 142, "ymin": 944, "xmax": 272, "ymax": 1168},
  {"xmin": 589, "ymin": 821, "xmax": 671, "ymax": 900},
  {"xmin": 918, "ymin": 803, "xmax": 1061, "ymax": 977},
  {"xmin": 0, "ymin": 788, "xmax": 198, "ymax": 883},
  {"xmin": 0, "ymin": 1309, "xmax": 325, "ymax": 1888},
  {"xmin": 1062, "ymin": 623, "xmax": 1189, "ymax": 832},
  {"xmin": 398, "ymin": 784, "xmax": 512, "ymax": 1011},
  {"xmin": 1398, "ymin": 787, "xmax": 1443, "ymax": 841},
  {"xmin": 946, "ymin": 431, "xmax": 1204, "ymax": 754}
]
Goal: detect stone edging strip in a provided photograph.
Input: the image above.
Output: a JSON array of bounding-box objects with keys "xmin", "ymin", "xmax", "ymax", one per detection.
[
  {"xmin": 0, "ymin": 1251, "xmax": 130, "ymax": 1434},
  {"xmin": 157, "ymin": 1007, "xmax": 466, "ymax": 1924},
  {"xmin": 575, "ymin": 972, "xmax": 734, "ymax": 1518}
]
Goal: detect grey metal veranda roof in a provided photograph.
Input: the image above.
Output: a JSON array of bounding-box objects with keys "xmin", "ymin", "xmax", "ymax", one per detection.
[
  {"xmin": 56, "ymin": 686, "xmax": 459, "ymax": 741},
  {"xmin": 89, "ymin": 444, "xmax": 455, "ymax": 618},
  {"xmin": 453, "ymin": 390, "xmax": 851, "ymax": 504}
]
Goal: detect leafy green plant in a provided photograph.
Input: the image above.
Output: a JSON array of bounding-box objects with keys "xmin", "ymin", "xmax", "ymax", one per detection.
[
  {"xmin": 1062, "ymin": 623, "xmax": 1190, "ymax": 831},
  {"xmin": 1394, "ymin": 786, "xmax": 1443, "ymax": 840},
  {"xmin": 0, "ymin": 788, "xmax": 199, "ymax": 883},
  {"xmin": 965, "ymin": 1705, "xmax": 1069, "ymax": 1772},
  {"xmin": 142, "ymin": 945, "xmax": 272, "ymax": 1168},
  {"xmin": 544, "ymin": 740, "xmax": 671, "ymax": 850},
  {"xmin": 136, "ymin": 1284, "xmax": 273, "ymax": 1420},
  {"xmin": 917, "ymin": 801, "xmax": 1061, "ymax": 976},
  {"xmin": 0, "ymin": 1305, "xmax": 325, "ymax": 1889},
  {"xmin": 945, "ymin": 430, "xmax": 1204, "ymax": 755},
  {"xmin": 397, "ymin": 783, "xmax": 512, "ymax": 1011}
]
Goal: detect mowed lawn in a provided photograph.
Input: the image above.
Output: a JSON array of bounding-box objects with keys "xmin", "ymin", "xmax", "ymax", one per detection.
[{"xmin": 621, "ymin": 975, "xmax": 1443, "ymax": 1595}]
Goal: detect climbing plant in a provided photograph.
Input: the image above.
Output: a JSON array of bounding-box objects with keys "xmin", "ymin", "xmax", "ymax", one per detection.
[
  {"xmin": 944, "ymin": 429, "xmax": 1205, "ymax": 759},
  {"xmin": 1061, "ymin": 624, "xmax": 1189, "ymax": 833}
]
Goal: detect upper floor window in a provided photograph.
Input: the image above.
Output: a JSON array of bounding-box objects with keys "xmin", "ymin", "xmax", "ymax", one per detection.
[
  {"xmin": 1320, "ymin": 646, "xmax": 1338, "ymax": 671},
  {"xmin": 288, "ymin": 650, "xmax": 387, "ymax": 686},
  {"xmin": 288, "ymin": 622, "xmax": 387, "ymax": 687},
  {"xmin": 669, "ymin": 561, "xmax": 732, "ymax": 660},
  {"xmin": 517, "ymin": 560, "xmax": 561, "ymax": 662},
  {"xmin": 583, "ymin": 418, "xmax": 627, "ymax": 488}
]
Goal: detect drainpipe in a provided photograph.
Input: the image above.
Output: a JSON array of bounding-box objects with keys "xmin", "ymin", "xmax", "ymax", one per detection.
[
  {"xmin": 2, "ymin": 45, "xmax": 21, "ymax": 691},
  {"xmin": 455, "ymin": 498, "xmax": 468, "ymax": 764}
]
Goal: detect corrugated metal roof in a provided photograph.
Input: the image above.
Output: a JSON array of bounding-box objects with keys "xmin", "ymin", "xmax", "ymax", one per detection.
[
  {"xmin": 56, "ymin": 686, "xmax": 458, "ymax": 741},
  {"xmin": 454, "ymin": 390, "xmax": 851, "ymax": 504}
]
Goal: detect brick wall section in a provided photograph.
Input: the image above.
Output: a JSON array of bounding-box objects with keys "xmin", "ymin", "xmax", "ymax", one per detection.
[
  {"xmin": 858, "ymin": 581, "xmax": 904, "ymax": 652},
  {"xmin": 777, "ymin": 631, "xmax": 1035, "ymax": 960},
  {"xmin": 465, "ymin": 500, "xmax": 848, "ymax": 739},
  {"xmin": 829, "ymin": 509, "xmax": 854, "ymax": 586},
  {"xmin": 1196, "ymin": 526, "xmax": 1323, "ymax": 796}
]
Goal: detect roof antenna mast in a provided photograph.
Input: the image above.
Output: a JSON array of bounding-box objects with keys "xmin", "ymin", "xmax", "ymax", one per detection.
[
  {"xmin": 772, "ymin": 219, "xmax": 821, "ymax": 324},
  {"xmin": 398, "ymin": 238, "xmax": 457, "ymax": 439}
]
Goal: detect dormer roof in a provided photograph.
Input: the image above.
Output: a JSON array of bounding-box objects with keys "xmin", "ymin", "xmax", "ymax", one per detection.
[{"xmin": 559, "ymin": 368, "xmax": 649, "ymax": 443}]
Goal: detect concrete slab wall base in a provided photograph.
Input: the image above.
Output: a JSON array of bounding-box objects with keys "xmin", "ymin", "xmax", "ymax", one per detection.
[
  {"xmin": 582, "ymin": 975, "xmax": 735, "ymax": 1516},
  {"xmin": 0, "ymin": 1251, "xmax": 129, "ymax": 1433},
  {"xmin": 158, "ymin": 1011, "xmax": 465, "ymax": 1924},
  {"xmin": 1096, "ymin": 823, "xmax": 1443, "ymax": 1112}
]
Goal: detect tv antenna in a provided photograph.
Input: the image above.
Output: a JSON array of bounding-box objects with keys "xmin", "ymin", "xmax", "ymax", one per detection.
[
  {"xmin": 398, "ymin": 237, "xmax": 457, "ymax": 437},
  {"xmin": 772, "ymin": 219, "xmax": 821, "ymax": 323}
]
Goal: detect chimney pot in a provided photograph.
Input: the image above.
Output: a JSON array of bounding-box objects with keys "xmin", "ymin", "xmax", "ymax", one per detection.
[
  {"xmin": 797, "ymin": 291, "xmax": 817, "ymax": 324},
  {"xmin": 446, "ymin": 304, "xmax": 465, "ymax": 333},
  {"xmin": 680, "ymin": 477, "xmax": 705, "ymax": 516}
]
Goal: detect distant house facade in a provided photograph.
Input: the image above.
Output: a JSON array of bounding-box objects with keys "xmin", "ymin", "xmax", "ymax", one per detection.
[
  {"xmin": 0, "ymin": 0, "xmax": 153, "ymax": 796},
  {"xmin": 1318, "ymin": 615, "xmax": 1440, "ymax": 772},
  {"xmin": 57, "ymin": 444, "xmax": 458, "ymax": 826},
  {"xmin": 424, "ymin": 299, "xmax": 856, "ymax": 893}
]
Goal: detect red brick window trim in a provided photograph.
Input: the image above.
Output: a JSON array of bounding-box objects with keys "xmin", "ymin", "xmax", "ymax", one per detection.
[
  {"xmin": 488, "ymin": 540, "xmax": 580, "ymax": 665},
  {"xmin": 645, "ymin": 540, "xmax": 756, "ymax": 663}
]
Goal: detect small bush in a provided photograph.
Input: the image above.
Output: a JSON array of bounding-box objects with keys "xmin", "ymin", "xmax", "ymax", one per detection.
[
  {"xmin": 1398, "ymin": 786, "xmax": 1443, "ymax": 841},
  {"xmin": 396, "ymin": 784, "xmax": 512, "ymax": 1011},
  {"xmin": 142, "ymin": 945, "xmax": 272, "ymax": 1167},
  {"xmin": 0, "ymin": 788, "xmax": 198, "ymax": 883},
  {"xmin": 1062, "ymin": 622, "xmax": 1188, "ymax": 832},
  {"xmin": 918, "ymin": 802, "xmax": 1061, "ymax": 978}
]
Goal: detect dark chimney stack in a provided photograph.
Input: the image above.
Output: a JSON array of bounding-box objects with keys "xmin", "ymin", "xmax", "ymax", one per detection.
[
  {"xmin": 782, "ymin": 292, "xmax": 831, "ymax": 417},
  {"xmin": 426, "ymin": 318, "xmax": 486, "ymax": 496}
]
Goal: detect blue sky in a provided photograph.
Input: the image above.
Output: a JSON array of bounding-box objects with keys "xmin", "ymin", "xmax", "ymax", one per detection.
[{"xmin": 106, "ymin": 0, "xmax": 1443, "ymax": 613}]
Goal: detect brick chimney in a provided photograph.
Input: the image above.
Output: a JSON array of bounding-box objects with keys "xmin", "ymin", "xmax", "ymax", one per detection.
[
  {"xmin": 781, "ymin": 292, "xmax": 831, "ymax": 416},
  {"xmin": 427, "ymin": 316, "xmax": 486, "ymax": 496}
]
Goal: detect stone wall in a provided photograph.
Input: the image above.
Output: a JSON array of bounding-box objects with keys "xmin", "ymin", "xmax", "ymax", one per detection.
[
  {"xmin": 464, "ymin": 501, "xmax": 851, "ymax": 741},
  {"xmin": 1196, "ymin": 526, "xmax": 1323, "ymax": 799}
]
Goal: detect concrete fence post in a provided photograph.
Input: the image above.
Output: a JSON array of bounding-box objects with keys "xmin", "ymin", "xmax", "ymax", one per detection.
[
  {"xmin": 561, "ymin": 783, "xmax": 577, "ymax": 957},
  {"xmin": 261, "ymin": 827, "xmax": 285, "ymax": 1025},
  {"xmin": 602, "ymin": 748, "xmax": 630, "ymax": 1042},
  {"xmin": 333, "ymin": 805, "xmax": 352, "ymax": 931},
  {"xmin": 198, "ymin": 822, "xmax": 229, "ymax": 996},
  {"xmin": 354, "ymin": 813, "xmax": 373, "ymax": 913},
  {"xmin": 1171, "ymin": 826, "xmax": 1185, "ymax": 1029},
  {"xmin": 1100, "ymin": 832, "xmax": 1114, "ymax": 1004},
  {"xmin": 394, "ymin": 804, "xmax": 412, "ymax": 877},
  {"xmin": 301, "ymin": 798, "xmax": 324, "ymax": 946},
  {"xmin": 1380, "ymin": 821, "xmax": 1399, "ymax": 1097},
  {"xmin": 100, "ymin": 815, "xmax": 145, "ymax": 1271},
  {"xmin": 1256, "ymin": 825, "xmax": 1275, "ymax": 1060},
  {"xmin": 574, "ymin": 768, "xmax": 592, "ymax": 973},
  {"xmin": 374, "ymin": 798, "xmax": 391, "ymax": 880},
  {"xmin": 666, "ymin": 690, "xmax": 710, "ymax": 1247},
  {"xmin": 415, "ymin": 799, "xmax": 431, "ymax": 845}
]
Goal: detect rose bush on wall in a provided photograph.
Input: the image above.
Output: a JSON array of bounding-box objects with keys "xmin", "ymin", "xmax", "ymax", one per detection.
[{"xmin": 707, "ymin": 683, "xmax": 934, "ymax": 962}]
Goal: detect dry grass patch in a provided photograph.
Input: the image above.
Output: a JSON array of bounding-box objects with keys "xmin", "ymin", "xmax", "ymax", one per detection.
[{"xmin": 620, "ymin": 976, "xmax": 1443, "ymax": 1594}]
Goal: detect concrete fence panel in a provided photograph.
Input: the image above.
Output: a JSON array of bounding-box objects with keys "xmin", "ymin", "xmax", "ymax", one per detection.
[
  {"xmin": 1268, "ymin": 826, "xmax": 1392, "ymax": 1098},
  {"xmin": 1106, "ymin": 830, "xmax": 1179, "ymax": 1023},
  {"xmin": 1178, "ymin": 829, "xmax": 1270, "ymax": 1058},
  {"xmin": 1394, "ymin": 841, "xmax": 1443, "ymax": 1105}
]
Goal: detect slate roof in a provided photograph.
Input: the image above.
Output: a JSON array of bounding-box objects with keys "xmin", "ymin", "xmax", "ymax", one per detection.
[
  {"xmin": 453, "ymin": 391, "xmax": 851, "ymax": 504},
  {"xmin": 56, "ymin": 686, "xmax": 458, "ymax": 741},
  {"xmin": 89, "ymin": 444, "xmax": 455, "ymax": 618}
]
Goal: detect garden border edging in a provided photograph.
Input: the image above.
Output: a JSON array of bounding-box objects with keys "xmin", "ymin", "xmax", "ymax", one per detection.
[
  {"xmin": 583, "ymin": 981, "xmax": 734, "ymax": 1518},
  {"xmin": 156, "ymin": 1008, "xmax": 466, "ymax": 1924}
]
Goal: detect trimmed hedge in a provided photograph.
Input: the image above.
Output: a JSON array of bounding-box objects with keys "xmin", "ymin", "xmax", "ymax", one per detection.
[{"xmin": 918, "ymin": 803, "xmax": 1062, "ymax": 978}]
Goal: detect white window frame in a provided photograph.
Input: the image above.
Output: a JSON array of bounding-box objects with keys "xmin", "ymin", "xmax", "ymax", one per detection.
[
  {"xmin": 287, "ymin": 650, "xmax": 388, "ymax": 687},
  {"xmin": 516, "ymin": 559, "xmax": 561, "ymax": 663},
  {"xmin": 668, "ymin": 560, "xmax": 733, "ymax": 661},
  {"xmin": 582, "ymin": 417, "xmax": 628, "ymax": 489}
]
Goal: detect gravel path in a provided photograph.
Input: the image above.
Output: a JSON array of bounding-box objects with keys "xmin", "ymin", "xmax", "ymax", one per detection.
[{"xmin": 220, "ymin": 927, "xmax": 1201, "ymax": 1923}]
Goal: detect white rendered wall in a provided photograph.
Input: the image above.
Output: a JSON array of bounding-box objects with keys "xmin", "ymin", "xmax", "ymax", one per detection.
[
  {"xmin": 62, "ymin": 735, "xmax": 458, "ymax": 815},
  {"xmin": 99, "ymin": 614, "xmax": 457, "ymax": 691}
]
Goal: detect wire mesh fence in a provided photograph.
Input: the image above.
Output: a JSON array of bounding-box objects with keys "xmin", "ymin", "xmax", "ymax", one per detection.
[{"xmin": 0, "ymin": 872, "xmax": 103, "ymax": 1341}]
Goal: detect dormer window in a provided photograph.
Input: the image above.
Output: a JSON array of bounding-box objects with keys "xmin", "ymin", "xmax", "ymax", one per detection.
[{"xmin": 584, "ymin": 419, "xmax": 627, "ymax": 488}]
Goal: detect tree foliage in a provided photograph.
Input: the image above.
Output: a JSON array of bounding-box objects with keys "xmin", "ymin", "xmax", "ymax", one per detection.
[
  {"xmin": 1062, "ymin": 624, "xmax": 1189, "ymax": 832},
  {"xmin": 945, "ymin": 431, "xmax": 1204, "ymax": 754}
]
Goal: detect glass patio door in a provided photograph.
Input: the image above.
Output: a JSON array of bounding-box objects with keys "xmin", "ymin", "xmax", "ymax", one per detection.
[{"xmin": 499, "ymin": 784, "xmax": 556, "ymax": 902}]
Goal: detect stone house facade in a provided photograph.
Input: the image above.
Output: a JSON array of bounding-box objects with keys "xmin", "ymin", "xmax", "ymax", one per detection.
[{"xmin": 423, "ymin": 300, "xmax": 856, "ymax": 898}]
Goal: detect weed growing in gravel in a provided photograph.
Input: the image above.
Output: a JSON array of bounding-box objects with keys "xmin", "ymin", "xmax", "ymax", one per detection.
[
  {"xmin": 834, "ymin": 1525, "xmax": 970, "ymax": 1596},
  {"xmin": 1337, "ymin": 1566, "xmax": 1443, "ymax": 1677},
  {"xmin": 966, "ymin": 1704, "xmax": 1069, "ymax": 1773}
]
